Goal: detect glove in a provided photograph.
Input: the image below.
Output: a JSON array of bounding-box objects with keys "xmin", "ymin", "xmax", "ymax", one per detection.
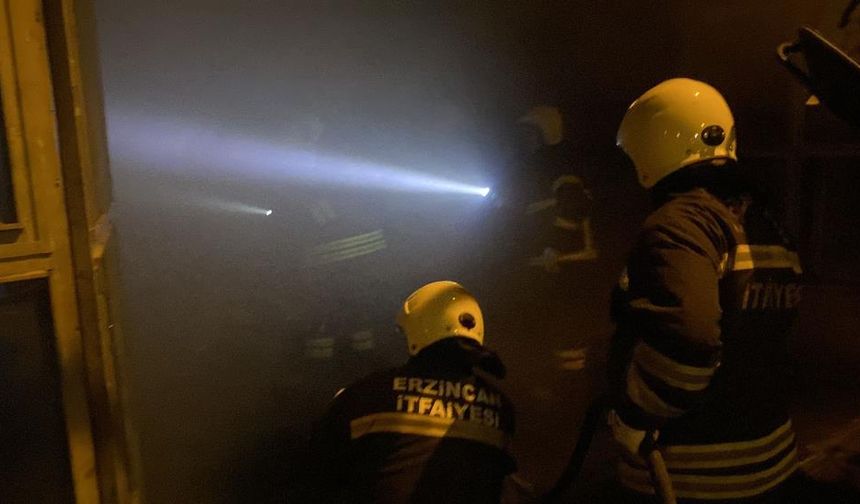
[{"xmin": 608, "ymin": 409, "xmax": 658, "ymax": 457}]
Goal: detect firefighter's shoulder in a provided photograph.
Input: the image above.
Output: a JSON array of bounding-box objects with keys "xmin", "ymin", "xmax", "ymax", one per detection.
[
  {"xmin": 327, "ymin": 367, "xmax": 402, "ymax": 411},
  {"xmin": 340, "ymin": 366, "xmax": 403, "ymax": 394},
  {"xmin": 639, "ymin": 188, "xmax": 738, "ymax": 258}
]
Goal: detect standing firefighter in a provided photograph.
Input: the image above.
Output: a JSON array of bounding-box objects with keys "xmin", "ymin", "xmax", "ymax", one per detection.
[
  {"xmin": 607, "ymin": 78, "xmax": 805, "ymax": 503},
  {"xmin": 310, "ymin": 281, "xmax": 516, "ymax": 503},
  {"xmin": 500, "ymin": 105, "xmax": 598, "ymax": 274}
]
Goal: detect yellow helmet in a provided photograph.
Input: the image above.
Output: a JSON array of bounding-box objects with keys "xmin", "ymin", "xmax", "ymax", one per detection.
[
  {"xmin": 617, "ymin": 78, "xmax": 737, "ymax": 188},
  {"xmin": 519, "ymin": 105, "xmax": 564, "ymax": 146},
  {"xmin": 396, "ymin": 281, "xmax": 484, "ymax": 356}
]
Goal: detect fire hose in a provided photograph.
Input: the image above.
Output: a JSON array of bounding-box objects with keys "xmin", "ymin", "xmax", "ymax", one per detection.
[{"xmin": 542, "ymin": 396, "xmax": 677, "ymax": 504}]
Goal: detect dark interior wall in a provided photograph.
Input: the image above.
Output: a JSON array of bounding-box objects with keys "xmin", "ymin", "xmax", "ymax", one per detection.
[
  {"xmin": 498, "ymin": 1, "xmax": 823, "ymax": 152},
  {"xmin": 92, "ymin": 2, "xmax": 858, "ymax": 503},
  {"xmin": 0, "ymin": 280, "xmax": 75, "ymax": 504}
]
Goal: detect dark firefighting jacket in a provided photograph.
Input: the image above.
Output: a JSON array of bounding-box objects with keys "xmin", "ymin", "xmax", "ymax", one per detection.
[
  {"xmin": 609, "ymin": 188, "xmax": 803, "ymax": 501},
  {"xmin": 310, "ymin": 339, "xmax": 516, "ymax": 503}
]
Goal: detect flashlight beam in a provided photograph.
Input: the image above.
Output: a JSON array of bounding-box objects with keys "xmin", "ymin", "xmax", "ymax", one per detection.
[
  {"xmin": 186, "ymin": 195, "xmax": 272, "ymax": 216},
  {"xmin": 108, "ymin": 110, "xmax": 490, "ymax": 197}
]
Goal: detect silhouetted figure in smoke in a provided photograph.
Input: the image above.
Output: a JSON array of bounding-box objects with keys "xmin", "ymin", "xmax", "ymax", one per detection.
[
  {"xmin": 483, "ymin": 105, "xmax": 599, "ymax": 360},
  {"xmin": 469, "ymin": 106, "xmax": 601, "ymax": 490},
  {"xmin": 309, "ymin": 281, "xmax": 516, "ymax": 503},
  {"xmin": 283, "ymin": 114, "xmax": 398, "ymax": 373},
  {"xmin": 491, "ymin": 105, "xmax": 597, "ymax": 275}
]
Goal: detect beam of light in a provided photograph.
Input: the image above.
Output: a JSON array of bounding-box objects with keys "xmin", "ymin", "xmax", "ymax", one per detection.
[
  {"xmin": 107, "ymin": 110, "xmax": 491, "ymax": 197},
  {"xmin": 118, "ymin": 185, "xmax": 274, "ymax": 217},
  {"xmin": 206, "ymin": 201, "xmax": 272, "ymax": 216},
  {"xmin": 182, "ymin": 194, "xmax": 272, "ymax": 216}
]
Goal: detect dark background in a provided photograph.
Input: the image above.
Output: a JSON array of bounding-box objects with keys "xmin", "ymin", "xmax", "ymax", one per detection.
[{"xmin": 93, "ymin": 1, "xmax": 860, "ymax": 502}]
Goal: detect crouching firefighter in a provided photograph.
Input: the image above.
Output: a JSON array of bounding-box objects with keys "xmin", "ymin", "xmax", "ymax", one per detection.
[
  {"xmin": 607, "ymin": 78, "xmax": 805, "ymax": 503},
  {"xmin": 310, "ymin": 281, "xmax": 516, "ymax": 503}
]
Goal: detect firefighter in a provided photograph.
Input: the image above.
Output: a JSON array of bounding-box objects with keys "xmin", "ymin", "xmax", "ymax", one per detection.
[
  {"xmin": 285, "ymin": 114, "xmax": 395, "ymax": 367},
  {"xmin": 607, "ymin": 78, "xmax": 808, "ymax": 502},
  {"xmin": 483, "ymin": 105, "xmax": 598, "ymax": 369},
  {"xmin": 309, "ymin": 281, "xmax": 516, "ymax": 503},
  {"xmin": 496, "ymin": 105, "xmax": 598, "ymax": 274}
]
